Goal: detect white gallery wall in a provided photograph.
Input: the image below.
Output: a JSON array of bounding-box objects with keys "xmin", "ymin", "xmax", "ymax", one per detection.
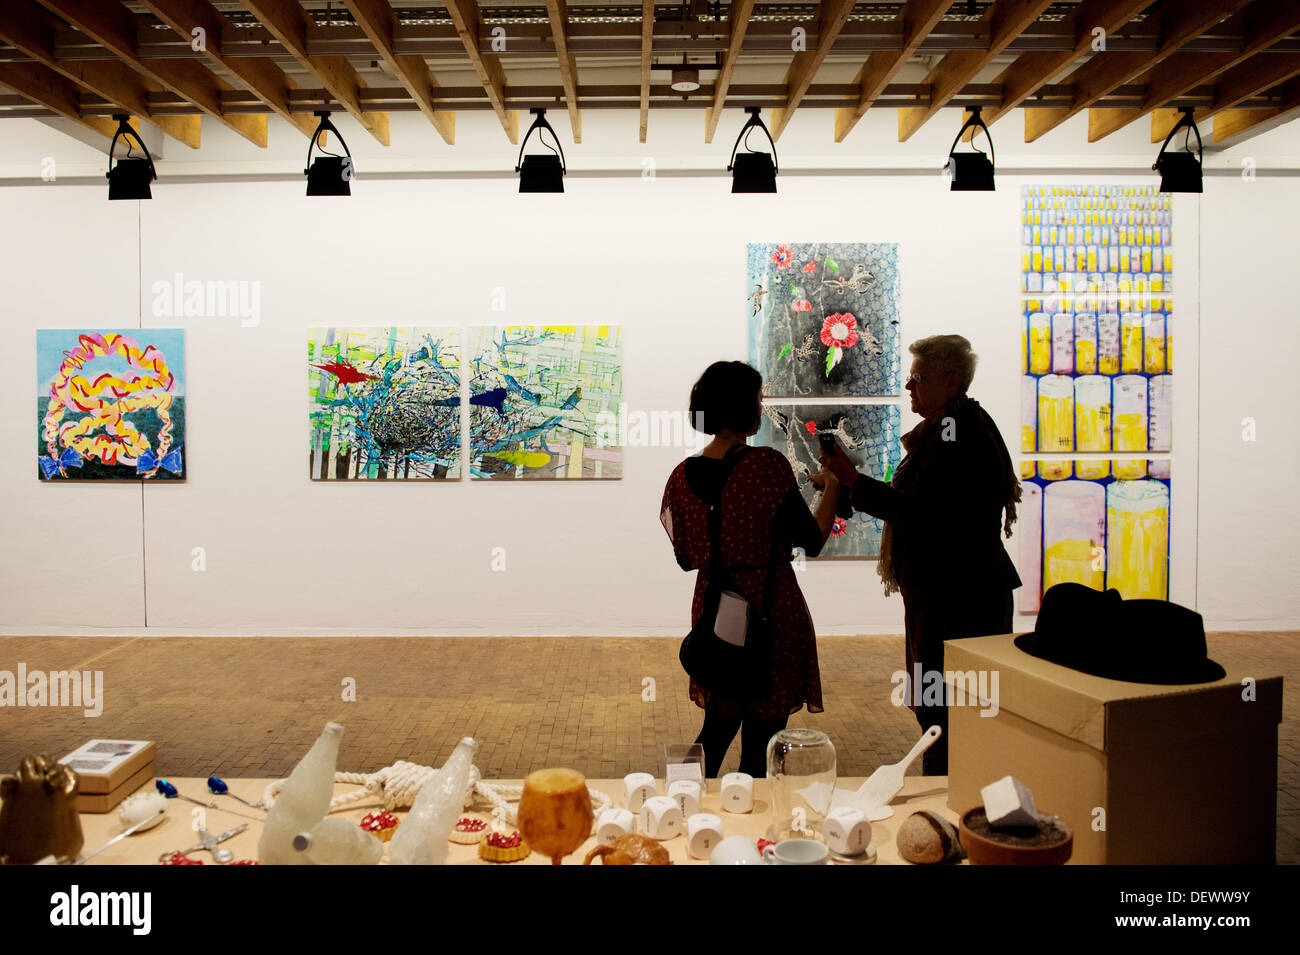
[{"xmin": 1, "ymin": 108, "xmax": 1297, "ymax": 634}]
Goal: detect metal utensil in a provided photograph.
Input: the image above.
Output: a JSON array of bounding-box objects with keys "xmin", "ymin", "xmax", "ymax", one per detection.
[
  {"xmin": 74, "ymin": 809, "xmax": 166, "ymax": 865},
  {"xmin": 856, "ymin": 725, "xmax": 943, "ymax": 810},
  {"xmin": 171, "ymin": 823, "xmax": 248, "ymax": 865},
  {"xmin": 207, "ymin": 775, "xmax": 266, "ymax": 809}
]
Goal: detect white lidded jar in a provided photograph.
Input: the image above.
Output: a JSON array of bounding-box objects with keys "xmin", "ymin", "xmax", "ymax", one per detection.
[
  {"xmin": 293, "ymin": 817, "xmax": 383, "ymax": 865},
  {"xmin": 388, "ymin": 737, "xmax": 478, "ymax": 866},
  {"xmin": 258, "ymin": 721, "xmax": 343, "ymax": 865}
]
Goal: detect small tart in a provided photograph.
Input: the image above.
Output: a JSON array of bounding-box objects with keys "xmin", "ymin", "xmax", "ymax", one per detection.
[
  {"xmin": 479, "ymin": 829, "xmax": 530, "ymax": 863},
  {"xmin": 360, "ymin": 811, "xmax": 401, "ymax": 843},
  {"xmin": 449, "ymin": 813, "xmax": 491, "ymax": 845}
]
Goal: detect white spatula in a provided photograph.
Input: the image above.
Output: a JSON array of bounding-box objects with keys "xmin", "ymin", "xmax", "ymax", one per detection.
[{"xmin": 856, "ymin": 725, "xmax": 942, "ymax": 811}]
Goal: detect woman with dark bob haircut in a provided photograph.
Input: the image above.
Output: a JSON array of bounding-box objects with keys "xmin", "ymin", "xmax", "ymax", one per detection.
[{"xmin": 660, "ymin": 361, "xmax": 839, "ymax": 777}]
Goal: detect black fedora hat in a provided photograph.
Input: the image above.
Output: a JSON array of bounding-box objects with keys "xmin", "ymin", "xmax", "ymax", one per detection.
[{"xmin": 1014, "ymin": 583, "xmax": 1225, "ymax": 685}]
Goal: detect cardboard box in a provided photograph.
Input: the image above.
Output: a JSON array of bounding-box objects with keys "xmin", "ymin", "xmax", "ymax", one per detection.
[
  {"xmin": 945, "ymin": 633, "xmax": 1282, "ymax": 865},
  {"xmin": 74, "ymin": 761, "xmax": 156, "ymax": 814},
  {"xmin": 59, "ymin": 740, "xmax": 156, "ymax": 795}
]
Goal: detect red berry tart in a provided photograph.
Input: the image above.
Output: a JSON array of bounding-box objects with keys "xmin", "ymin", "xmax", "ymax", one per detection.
[
  {"xmin": 449, "ymin": 813, "xmax": 491, "ymax": 845},
  {"xmin": 360, "ymin": 811, "xmax": 401, "ymax": 843},
  {"xmin": 159, "ymin": 851, "xmax": 203, "ymax": 865},
  {"xmin": 478, "ymin": 828, "xmax": 530, "ymax": 863}
]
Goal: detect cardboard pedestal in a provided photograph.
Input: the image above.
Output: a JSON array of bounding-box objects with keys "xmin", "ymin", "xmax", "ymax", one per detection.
[{"xmin": 945, "ymin": 633, "xmax": 1282, "ymax": 865}]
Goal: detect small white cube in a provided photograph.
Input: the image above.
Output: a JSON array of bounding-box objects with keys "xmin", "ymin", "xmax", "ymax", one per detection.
[
  {"xmin": 667, "ymin": 779, "xmax": 702, "ymax": 818},
  {"xmin": 641, "ymin": 795, "xmax": 684, "ymax": 840},
  {"xmin": 981, "ymin": 775, "xmax": 1040, "ymax": 828},
  {"xmin": 824, "ymin": 806, "xmax": 872, "ymax": 856},
  {"xmin": 623, "ymin": 772, "xmax": 657, "ymax": 812},
  {"xmin": 720, "ymin": 772, "xmax": 754, "ymax": 813},
  {"xmin": 596, "ymin": 808, "xmax": 636, "ymax": 847},
  {"xmin": 686, "ymin": 813, "xmax": 724, "ymax": 859}
]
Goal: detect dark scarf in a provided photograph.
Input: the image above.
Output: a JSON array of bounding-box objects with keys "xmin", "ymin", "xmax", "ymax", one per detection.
[{"xmin": 878, "ymin": 394, "xmax": 1021, "ymax": 595}]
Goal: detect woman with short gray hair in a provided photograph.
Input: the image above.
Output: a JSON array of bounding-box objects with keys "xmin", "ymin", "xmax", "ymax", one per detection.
[{"xmin": 817, "ymin": 334, "xmax": 1021, "ymax": 774}]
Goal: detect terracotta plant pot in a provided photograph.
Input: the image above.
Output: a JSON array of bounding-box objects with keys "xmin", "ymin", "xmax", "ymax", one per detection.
[{"xmin": 958, "ymin": 808, "xmax": 1073, "ymax": 865}]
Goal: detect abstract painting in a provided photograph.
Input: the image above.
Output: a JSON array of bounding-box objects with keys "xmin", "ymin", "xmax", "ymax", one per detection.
[
  {"xmin": 468, "ymin": 325, "xmax": 623, "ymax": 480},
  {"xmin": 747, "ymin": 242, "xmax": 901, "ymax": 398},
  {"xmin": 308, "ymin": 326, "xmax": 460, "ymax": 480},
  {"xmin": 1017, "ymin": 459, "xmax": 1171, "ymax": 612},
  {"xmin": 37, "ymin": 329, "xmax": 185, "ymax": 481},
  {"xmin": 1019, "ymin": 185, "xmax": 1173, "ymax": 456},
  {"xmin": 755, "ymin": 403, "xmax": 902, "ymax": 559}
]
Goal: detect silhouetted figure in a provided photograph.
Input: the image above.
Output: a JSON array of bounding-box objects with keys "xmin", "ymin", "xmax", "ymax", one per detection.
[
  {"xmin": 819, "ymin": 336, "xmax": 1021, "ymax": 775},
  {"xmin": 661, "ymin": 361, "xmax": 838, "ymax": 777}
]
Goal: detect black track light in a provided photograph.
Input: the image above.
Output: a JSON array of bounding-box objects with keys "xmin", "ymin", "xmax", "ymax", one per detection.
[
  {"xmin": 1153, "ymin": 107, "xmax": 1204, "ymax": 194},
  {"xmin": 728, "ymin": 107, "xmax": 778, "ymax": 193},
  {"xmin": 305, "ymin": 111, "xmax": 353, "ymax": 197},
  {"xmin": 946, "ymin": 107, "xmax": 995, "ymax": 192},
  {"xmin": 516, "ymin": 108, "xmax": 566, "ymax": 193},
  {"xmin": 106, "ymin": 115, "xmax": 156, "ymax": 201}
]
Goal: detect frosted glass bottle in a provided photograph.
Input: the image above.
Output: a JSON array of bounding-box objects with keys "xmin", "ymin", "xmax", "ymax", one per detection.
[
  {"xmin": 293, "ymin": 817, "xmax": 382, "ymax": 866},
  {"xmin": 258, "ymin": 721, "xmax": 343, "ymax": 865},
  {"xmin": 388, "ymin": 737, "xmax": 478, "ymax": 866}
]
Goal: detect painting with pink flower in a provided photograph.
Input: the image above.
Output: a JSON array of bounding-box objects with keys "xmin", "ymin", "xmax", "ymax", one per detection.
[{"xmin": 746, "ymin": 242, "xmax": 901, "ymax": 397}]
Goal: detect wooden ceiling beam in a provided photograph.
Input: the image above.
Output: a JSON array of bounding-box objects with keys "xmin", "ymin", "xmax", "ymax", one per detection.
[
  {"xmin": 1208, "ymin": 77, "xmax": 1300, "ymax": 147},
  {"xmin": 442, "ymin": 0, "xmax": 517, "ymax": 143},
  {"xmin": 35, "ymin": 0, "xmax": 266, "ymax": 146},
  {"xmin": 543, "ymin": 0, "xmax": 581, "ymax": 142},
  {"xmin": 0, "ymin": 61, "xmax": 120, "ymax": 140},
  {"xmin": 343, "ymin": 0, "xmax": 453, "ymax": 143},
  {"xmin": 1089, "ymin": 3, "xmax": 1300, "ymax": 142},
  {"xmin": 139, "ymin": 0, "xmax": 318, "ymax": 141},
  {"xmin": 898, "ymin": 0, "xmax": 1056, "ymax": 142},
  {"xmin": 1024, "ymin": 0, "xmax": 1252, "ymax": 142},
  {"xmin": 239, "ymin": 0, "xmax": 389, "ymax": 145},
  {"xmin": 0, "ymin": 0, "xmax": 200, "ymax": 147},
  {"xmin": 1151, "ymin": 48, "xmax": 1300, "ymax": 141},
  {"xmin": 638, "ymin": 0, "xmax": 652, "ymax": 142},
  {"xmin": 834, "ymin": 0, "xmax": 953, "ymax": 143},
  {"xmin": 769, "ymin": 0, "xmax": 857, "ymax": 140},
  {"xmin": 704, "ymin": 0, "xmax": 754, "ymax": 143}
]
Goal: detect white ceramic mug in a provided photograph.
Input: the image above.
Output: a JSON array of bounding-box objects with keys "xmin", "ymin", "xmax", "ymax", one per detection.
[
  {"xmin": 641, "ymin": 796, "xmax": 684, "ymax": 840},
  {"xmin": 596, "ymin": 808, "xmax": 636, "ymax": 847},
  {"xmin": 687, "ymin": 813, "xmax": 724, "ymax": 860},
  {"xmin": 623, "ymin": 772, "xmax": 657, "ymax": 812},
  {"xmin": 709, "ymin": 834, "xmax": 764, "ymax": 865},
  {"xmin": 720, "ymin": 772, "xmax": 754, "ymax": 813},
  {"xmin": 762, "ymin": 838, "xmax": 830, "ymax": 866},
  {"xmin": 668, "ymin": 779, "xmax": 702, "ymax": 818}
]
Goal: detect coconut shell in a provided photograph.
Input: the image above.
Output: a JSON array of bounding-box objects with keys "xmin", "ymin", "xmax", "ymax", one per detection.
[{"xmin": 897, "ymin": 810, "xmax": 965, "ymax": 864}]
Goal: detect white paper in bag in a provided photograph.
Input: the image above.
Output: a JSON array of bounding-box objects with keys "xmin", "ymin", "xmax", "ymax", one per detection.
[{"xmin": 714, "ymin": 591, "xmax": 749, "ymax": 647}]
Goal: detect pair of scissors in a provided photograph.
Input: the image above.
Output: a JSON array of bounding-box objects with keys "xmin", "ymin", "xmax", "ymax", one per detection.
[{"xmin": 160, "ymin": 823, "xmax": 248, "ymax": 865}]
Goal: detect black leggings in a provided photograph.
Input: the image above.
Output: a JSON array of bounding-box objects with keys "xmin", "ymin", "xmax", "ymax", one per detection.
[{"xmin": 695, "ymin": 702, "xmax": 789, "ymax": 778}]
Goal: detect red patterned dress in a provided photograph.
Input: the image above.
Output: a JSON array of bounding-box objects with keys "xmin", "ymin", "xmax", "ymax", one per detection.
[{"xmin": 660, "ymin": 446, "xmax": 825, "ymax": 718}]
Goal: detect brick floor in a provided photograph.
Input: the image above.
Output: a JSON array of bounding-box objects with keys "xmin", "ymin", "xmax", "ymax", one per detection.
[{"xmin": 0, "ymin": 631, "xmax": 1293, "ymax": 862}]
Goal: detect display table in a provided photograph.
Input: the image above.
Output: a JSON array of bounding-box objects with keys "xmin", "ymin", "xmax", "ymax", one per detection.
[{"xmin": 76, "ymin": 775, "xmax": 960, "ymax": 865}]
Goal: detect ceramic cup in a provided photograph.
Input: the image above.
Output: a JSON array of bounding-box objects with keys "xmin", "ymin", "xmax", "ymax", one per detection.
[
  {"xmin": 709, "ymin": 834, "xmax": 764, "ymax": 865},
  {"xmin": 762, "ymin": 838, "xmax": 830, "ymax": 866}
]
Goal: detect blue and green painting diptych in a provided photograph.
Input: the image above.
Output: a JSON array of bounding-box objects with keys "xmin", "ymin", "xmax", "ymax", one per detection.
[
  {"xmin": 308, "ymin": 327, "xmax": 461, "ymax": 480},
  {"xmin": 469, "ymin": 325, "xmax": 623, "ymax": 480}
]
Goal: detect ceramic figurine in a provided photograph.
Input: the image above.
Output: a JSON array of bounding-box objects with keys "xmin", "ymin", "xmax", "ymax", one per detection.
[{"xmin": 0, "ymin": 755, "xmax": 84, "ymax": 865}]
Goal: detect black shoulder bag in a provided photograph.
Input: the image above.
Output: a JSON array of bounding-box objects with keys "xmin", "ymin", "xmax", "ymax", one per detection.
[{"xmin": 678, "ymin": 445, "xmax": 780, "ymax": 702}]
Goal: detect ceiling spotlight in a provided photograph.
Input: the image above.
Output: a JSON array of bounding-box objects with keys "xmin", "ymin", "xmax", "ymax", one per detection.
[
  {"xmin": 728, "ymin": 107, "xmax": 778, "ymax": 193},
  {"xmin": 1153, "ymin": 107, "xmax": 1203, "ymax": 194},
  {"xmin": 305, "ymin": 111, "xmax": 353, "ymax": 197},
  {"xmin": 516, "ymin": 108, "xmax": 566, "ymax": 193},
  {"xmin": 946, "ymin": 106, "xmax": 995, "ymax": 191},
  {"xmin": 106, "ymin": 114, "xmax": 156, "ymax": 201},
  {"xmin": 671, "ymin": 67, "xmax": 700, "ymax": 93}
]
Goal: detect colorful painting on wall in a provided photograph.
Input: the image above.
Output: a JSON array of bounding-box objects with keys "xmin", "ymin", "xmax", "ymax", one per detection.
[
  {"xmin": 308, "ymin": 326, "xmax": 461, "ymax": 480},
  {"xmin": 756, "ymin": 403, "xmax": 902, "ymax": 559},
  {"xmin": 747, "ymin": 242, "xmax": 901, "ymax": 398},
  {"xmin": 1017, "ymin": 460, "xmax": 1171, "ymax": 612},
  {"xmin": 37, "ymin": 329, "xmax": 185, "ymax": 481},
  {"xmin": 468, "ymin": 325, "xmax": 623, "ymax": 480},
  {"xmin": 1019, "ymin": 185, "xmax": 1173, "ymax": 457}
]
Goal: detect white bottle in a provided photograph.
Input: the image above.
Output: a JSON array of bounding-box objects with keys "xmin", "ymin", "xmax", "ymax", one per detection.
[
  {"xmin": 388, "ymin": 737, "xmax": 478, "ymax": 866},
  {"xmin": 258, "ymin": 721, "xmax": 343, "ymax": 865},
  {"xmin": 293, "ymin": 817, "xmax": 383, "ymax": 865}
]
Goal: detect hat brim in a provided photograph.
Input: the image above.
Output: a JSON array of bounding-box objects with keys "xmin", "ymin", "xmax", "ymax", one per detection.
[{"xmin": 1013, "ymin": 631, "xmax": 1227, "ymax": 686}]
